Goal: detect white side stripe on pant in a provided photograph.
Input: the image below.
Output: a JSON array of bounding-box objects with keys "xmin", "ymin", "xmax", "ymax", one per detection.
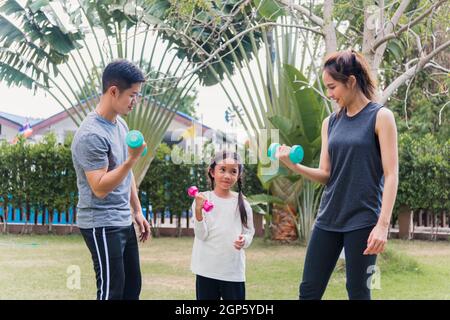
[
  {"xmin": 92, "ymin": 228, "xmax": 104, "ymax": 300},
  {"xmin": 102, "ymin": 227, "xmax": 110, "ymax": 300}
]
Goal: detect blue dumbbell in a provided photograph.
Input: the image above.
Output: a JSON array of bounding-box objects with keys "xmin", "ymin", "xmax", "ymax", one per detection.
[
  {"xmin": 267, "ymin": 143, "xmax": 304, "ymax": 164},
  {"xmin": 126, "ymin": 130, "xmax": 148, "ymax": 157}
]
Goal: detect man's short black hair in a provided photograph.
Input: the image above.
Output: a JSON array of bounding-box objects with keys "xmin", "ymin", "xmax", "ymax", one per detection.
[{"xmin": 102, "ymin": 59, "xmax": 145, "ymax": 94}]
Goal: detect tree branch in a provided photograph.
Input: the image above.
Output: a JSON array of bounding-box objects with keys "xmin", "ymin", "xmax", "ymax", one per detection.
[
  {"xmin": 323, "ymin": 0, "xmax": 337, "ymax": 55},
  {"xmin": 371, "ymin": 0, "xmax": 447, "ymax": 52},
  {"xmin": 276, "ymin": 0, "xmax": 324, "ymax": 27},
  {"xmin": 425, "ymin": 61, "xmax": 450, "ymax": 73},
  {"xmin": 388, "ymin": 0, "xmax": 411, "ymax": 29},
  {"xmin": 379, "ymin": 39, "xmax": 450, "ymax": 105},
  {"xmin": 409, "ymin": 29, "xmax": 424, "ymax": 55}
]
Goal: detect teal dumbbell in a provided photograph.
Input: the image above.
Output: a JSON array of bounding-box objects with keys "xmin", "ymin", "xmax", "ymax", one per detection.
[
  {"xmin": 126, "ymin": 130, "xmax": 148, "ymax": 157},
  {"xmin": 267, "ymin": 143, "xmax": 304, "ymax": 164}
]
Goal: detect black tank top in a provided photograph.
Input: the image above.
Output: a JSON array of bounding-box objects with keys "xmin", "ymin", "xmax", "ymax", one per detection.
[{"xmin": 315, "ymin": 101, "xmax": 384, "ymax": 232}]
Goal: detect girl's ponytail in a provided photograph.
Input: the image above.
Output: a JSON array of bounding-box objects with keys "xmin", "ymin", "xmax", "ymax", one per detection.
[{"xmin": 237, "ymin": 176, "xmax": 248, "ymax": 228}]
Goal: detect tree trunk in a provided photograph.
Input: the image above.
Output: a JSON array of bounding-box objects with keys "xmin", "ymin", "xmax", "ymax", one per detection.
[
  {"xmin": 398, "ymin": 205, "xmax": 412, "ymax": 240},
  {"xmin": 49, "ymin": 208, "xmax": 54, "ymax": 234},
  {"xmin": 1, "ymin": 203, "xmax": 7, "ymax": 234},
  {"xmin": 177, "ymin": 214, "xmax": 182, "ymax": 237},
  {"xmin": 20, "ymin": 205, "xmax": 25, "ymax": 235},
  {"xmin": 70, "ymin": 206, "xmax": 77, "ymax": 234},
  {"xmin": 442, "ymin": 211, "xmax": 447, "ymax": 228},
  {"xmin": 323, "ymin": 0, "xmax": 337, "ymax": 55},
  {"xmin": 1, "ymin": 203, "xmax": 5, "ymax": 233},
  {"xmin": 271, "ymin": 204, "xmax": 298, "ymax": 242}
]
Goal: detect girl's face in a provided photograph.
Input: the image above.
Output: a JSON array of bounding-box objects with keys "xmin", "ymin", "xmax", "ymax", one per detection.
[
  {"xmin": 323, "ymin": 70, "xmax": 354, "ymax": 108},
  {"xmin": 211, "ymin": 158, "xmax": 240, "ymax": 191}
]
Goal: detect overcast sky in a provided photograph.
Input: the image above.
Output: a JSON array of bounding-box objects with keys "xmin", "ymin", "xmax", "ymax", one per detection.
[
  {"xmin": 0, "ymin": 18, "xmax": 241, "ymax": 132},
  {"xmin": 0, "ymin": 76, "xmax": 235, "ymax": 131},
  {"xmin": 0, "ymin": 5, "xmax": 315, "ymax": 133}
]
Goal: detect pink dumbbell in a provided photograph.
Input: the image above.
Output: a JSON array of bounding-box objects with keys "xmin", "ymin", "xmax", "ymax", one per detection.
[{"xmin": 187, "ymin": 186, "xmax": 214, "ymax": 212}]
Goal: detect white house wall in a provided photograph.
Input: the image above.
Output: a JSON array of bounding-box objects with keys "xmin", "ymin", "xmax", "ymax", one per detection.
[
  {"xmin": 1, "ymin": 111, "xmax": 215, "ymax": 148},
  {"xmin": 33, "ymin": 115, "xmax": 197, "ymax": 144},
  {"xmin": 0, "ymin": 125, "xmax": 20, "ymax": 143},
  {"xmin": 32, "ymin": 117, "xmax": 78, "ymax": 143}
]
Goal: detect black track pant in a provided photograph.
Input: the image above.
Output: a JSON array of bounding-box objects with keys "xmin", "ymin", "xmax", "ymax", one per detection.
[
  {"xmin": 196, "ymin": 275, "xmax": 245, "ymax": 300},
  {"xmin": 80, "ymin": 224, "xmax": 142, "ymax": 300},
  {"xmin": 299, "ymin": 226, "xmax": 378, "ymax": 300}
]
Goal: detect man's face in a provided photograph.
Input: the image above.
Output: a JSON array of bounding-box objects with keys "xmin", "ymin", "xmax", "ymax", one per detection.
[{"xmin": 110, "ymin": 82, "xmax": 142, "ymax": 116}]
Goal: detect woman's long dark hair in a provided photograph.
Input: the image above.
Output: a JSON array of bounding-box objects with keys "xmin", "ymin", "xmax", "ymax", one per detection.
[
  {"xmin": 207, "ymin": 151, "xmax": 248, "ymax": 228},
  {"xmin": 323, "ymin": 49, "xmax": 377, "ymax": 115}
]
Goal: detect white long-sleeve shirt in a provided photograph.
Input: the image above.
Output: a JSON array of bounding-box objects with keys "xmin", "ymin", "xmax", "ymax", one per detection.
[{"xmin": 190, "ymin": 190, "xmax": 255, "ymax": 282}]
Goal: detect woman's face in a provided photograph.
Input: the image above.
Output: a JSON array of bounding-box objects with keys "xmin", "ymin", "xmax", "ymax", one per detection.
[
  {"xmin": 323, "ymin": 70, "xmax": 353, "ymax": 108},
  {"xmin": 211, "ymin": 158, "xmax": 240, "ymax": 191}
]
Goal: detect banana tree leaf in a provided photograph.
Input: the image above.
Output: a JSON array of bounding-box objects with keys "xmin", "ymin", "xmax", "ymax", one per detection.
[
  {"xmin": 250, "ymin": 204, "xmax": 266, "ymax": 215},
  {"xmin": 284, "ymin": 64, "xmax": 322, "ymax": 142},
  {"xmin": 257, "ymin": 161, "xmax": 291, "ymax": 189},
  {"xmin": 0, "ymin": 62, "xmax": 40, "ymax": 89},
  {"xmin": 0, "ymin": 16, "xmax": 25, "ymax": 46},
  {"xmin": 28, "ymin": 0, "xmax": 49, "ymax": 13},
  {"xmin": 0, "ymin": 0, "xmax": 25, "ymax": 15},
  {"xmin": 310, "ymin": 135, "xmax": 322, "ymax": 162},
  {"xmin": 313, "ymin": 77, "xmax": 328, "ymax": 110},
  {"xmin": 43, "ymin": 26, "xmax": 82, "ymax": 54},
  {"xmin": 268, "ymin": 114, "xmax": 295, "ymax": 135},
  {"xmin": 247, "ymin": 193, "xmax": 285, "ymax": 205},
  {"xmin": 267, "ymin": 114, "xmax": 316, "ymax": 166},
  {"xmin": 271, "ymin": 175, "xmax": 303, "ymax": 205}
]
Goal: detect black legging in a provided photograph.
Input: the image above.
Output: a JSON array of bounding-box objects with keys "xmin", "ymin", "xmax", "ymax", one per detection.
[
  {"xmin": 299, "ymin": 226, "xmax": 377, "ymax": 300},
  {"xmin": 80, "ymin": 224, "xmax": 142, "ymax": 300}
]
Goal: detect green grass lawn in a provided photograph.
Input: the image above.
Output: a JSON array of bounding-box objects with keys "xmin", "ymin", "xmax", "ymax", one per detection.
[{"xmin": 0, "ymin": 233, "xmax": 449, "ymax": 300}]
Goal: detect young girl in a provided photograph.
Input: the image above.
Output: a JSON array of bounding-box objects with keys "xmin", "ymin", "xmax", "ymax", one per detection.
[
  {"xmin": 190, "ymin": 151, "xmax": 255, "ymax": 300},
  {"xmin": 278, "ymin": 49, "xmax": 398, "ymax": 300}
]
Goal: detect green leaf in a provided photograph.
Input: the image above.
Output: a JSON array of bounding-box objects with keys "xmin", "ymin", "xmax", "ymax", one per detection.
[
  {"xmin": 0, "ymin": 0, "xmax": 25, "ymax": 15},
  {"xmin": 43, "ymin": 26, "xmax": 80, "ymax": 54},
  {"xmin": 257, "ymin": 160, "xmax": 291, "ymax": 188},
  {"xmin": 146, "ymin": 0, "xmax": 171, "ymax": 20},
  {"xmin": 28, "ymin": 0, "xmax": 49, "ymax": 13},
  {"xmin": 283, "ymin": 64, "xmax": 323, "ymax": 143},
  {"xmin": 250, "ymin": 204, "xmax": 266, "ymax": 215},
  {"xmin": 0, "ymin": 16, "xmax": 25, "ymax": 46},
  {"xmin": 247, "ymin": 193, "xmax": 285, "ymax": 205},
  {"xmin": 253, "ymin": 0, "xmax": 285, "ymax": 21},
  {"xmin": 0, "ymin": 62, "xmax": 39, "ymax": 89},
  {"xmin": 268, "ymin": 114, "xmax": 295, "ymax": 141},
  {"xmin": 387, "ymin": 39, "xmax": 404, "ymax": 64}
]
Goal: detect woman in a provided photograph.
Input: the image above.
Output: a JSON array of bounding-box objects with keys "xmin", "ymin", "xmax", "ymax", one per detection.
[{"xmin": 278, "ymin": 49, "xmax": 398, "ymax": 300}]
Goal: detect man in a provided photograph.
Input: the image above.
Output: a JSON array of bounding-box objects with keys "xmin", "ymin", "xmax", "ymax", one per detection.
[{"xmin": 71, "ymin": 59, "xmax": 151, "ymax": 300}]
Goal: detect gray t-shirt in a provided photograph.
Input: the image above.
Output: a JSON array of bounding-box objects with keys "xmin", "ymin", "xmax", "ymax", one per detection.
[{"xmin": 71, "ymin": 111, "xmax": 132, "ymax": 229}]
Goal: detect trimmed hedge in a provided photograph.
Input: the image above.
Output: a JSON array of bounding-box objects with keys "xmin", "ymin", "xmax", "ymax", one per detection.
[
  {"xmin": 395, "ymin": 133, "xmax": 449, "ymax": 216},
  {"xmin": 0, "ymin": 133, "xmax": 77, "ymax": 227},
  {"xmin": 0, "ymin": 133, "xmax": 264, "ymax": 230},
  {"xmin": 0, "ymin": 132, "xmax": 447, "ymax": 229}
]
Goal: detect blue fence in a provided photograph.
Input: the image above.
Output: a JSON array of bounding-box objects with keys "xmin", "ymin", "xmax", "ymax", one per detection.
[{"xmin": 0, "ymin": 205, "xmax": 192, "ymax": 225}]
